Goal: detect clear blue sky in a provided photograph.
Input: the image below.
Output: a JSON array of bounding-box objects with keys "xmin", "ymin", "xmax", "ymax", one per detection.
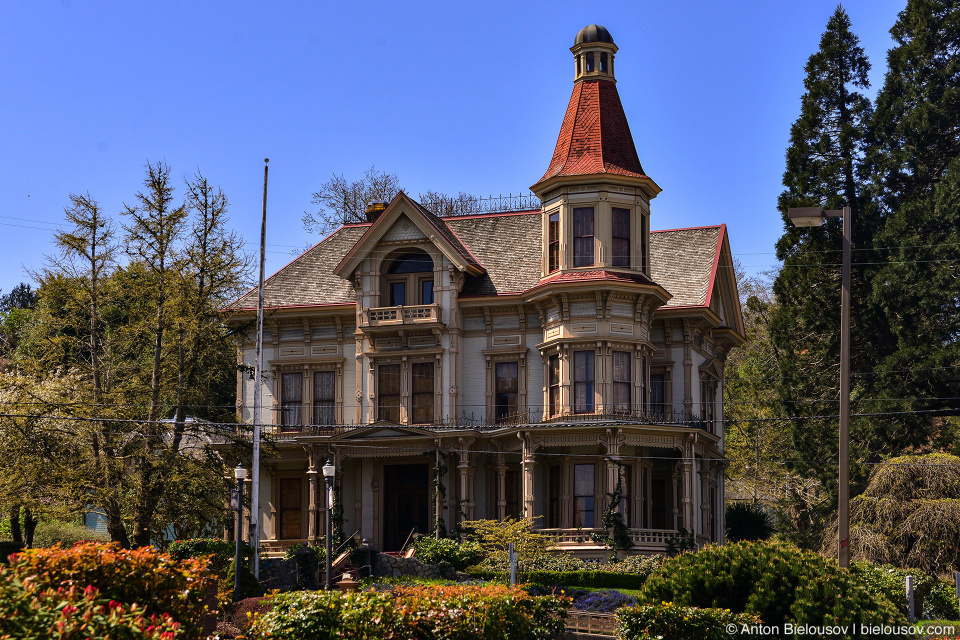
[{"xmin": 1, "ymin": 0, "xmax": 906, "ymax": 297}]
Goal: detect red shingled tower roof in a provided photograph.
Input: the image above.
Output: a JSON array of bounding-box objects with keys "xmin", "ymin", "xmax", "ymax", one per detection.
[{"xmin": 535, "ymin": 78, "xmax": 648, "ymax": 185}]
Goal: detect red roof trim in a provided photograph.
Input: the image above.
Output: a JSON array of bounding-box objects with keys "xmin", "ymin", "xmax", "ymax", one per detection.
[{"xmin": 704, "ymin": 224, "xmax": 726, "ymax": 308}]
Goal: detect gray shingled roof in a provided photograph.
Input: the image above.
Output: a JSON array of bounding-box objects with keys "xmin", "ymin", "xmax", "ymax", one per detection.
[
  {"xmin": 650, "ymin": 226, "xmax": 721, "ymax": 307},
  {"xmin": 227, "ymin": 225, "xmax": 367, "ymax": 309},
  {"xmin": 226, "ymin": 212, "xmax": 721, "ymax": 310},
  {"xmin": 448, "ymin": 213, "xmax": 543, "ymax": 295}
]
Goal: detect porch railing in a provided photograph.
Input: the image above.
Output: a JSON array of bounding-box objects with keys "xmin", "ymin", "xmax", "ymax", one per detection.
[
  {"xmin": 564, "ymin": 610, "xmax": 617, "ymax": 636},
  {"xmin": 539, "ymin": 527, "xmax": 681, "ymax": 548}
]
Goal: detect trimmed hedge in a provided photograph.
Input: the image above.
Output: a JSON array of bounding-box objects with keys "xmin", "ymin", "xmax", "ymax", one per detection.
[
  {"xmin": 470, "ymin": 568, "xmax": 651, "ymax": 590},
  {"xmin": 639, "ymin": 541, "xmax": 905, "ymax": 639},
  {"xmin": 617, "ymin": 602, "xmax": 762, "ymax": 640},
  {"xmin": 247, "ymin": 584, "xmax": 568, "ymax": 640},
  {"xmin": 168, "ymin": 538, "xmax": 254, "ymax": 578}
]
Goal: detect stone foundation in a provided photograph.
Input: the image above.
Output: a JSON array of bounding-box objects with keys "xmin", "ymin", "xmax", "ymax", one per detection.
[{"xmin": 372, "ymin": 552, "xmax": 459, "ymax": 580}]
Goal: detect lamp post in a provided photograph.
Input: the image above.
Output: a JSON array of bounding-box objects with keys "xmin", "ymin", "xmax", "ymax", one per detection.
[
  {"xmin": 232, "ymin": 463, "xmax": 247, "ymax": 602},
  {"xmin": 322, "ymin": 459, "xmax": 336, "ymax": 590},
  {"xmin": 788, "ymin": 205, "xmax": 851, "ymax": 568}
]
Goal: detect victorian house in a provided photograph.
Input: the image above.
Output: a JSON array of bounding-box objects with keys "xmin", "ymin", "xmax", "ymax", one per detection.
[{"xmin": 226, "ymin": 25, "xmax": 744, "ymax": 559}]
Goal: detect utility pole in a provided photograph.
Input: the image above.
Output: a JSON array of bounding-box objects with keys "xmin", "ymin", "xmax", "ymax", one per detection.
[{"xmin": 251, "ymin": 158, "xmax": 268, "ymax": 578}]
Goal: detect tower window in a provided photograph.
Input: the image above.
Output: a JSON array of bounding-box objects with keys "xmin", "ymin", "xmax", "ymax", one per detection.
[
  {"xmin": 573, "ymin": 207, "xmax": 594, "ymax": 267},
  {"xmin": 576, "ymin": 55, "xmax": 581, "ymax": 75},
  {"xmin": 548, "ymin": 355, "xmax": 560, "ymax": 417},
  {"xmin": 548, "ymin": 212, "xmax": 560, "ymax": 272},
  {"xmin": 573, "ymin": 350, "xmax": 595, "ymax": 413},
  {"xmin": 600, "ymin": 52, "xmax": 608, "ymax": 73},
  {"xmin": 613, "ymin": 350, "xmax": 631, "ymax": 413},
  {"xmin": 612, "ymin": 208, "xmax": 630, "ymax": 267},
  {"xmin": 586, "ymin": 51, "xmax": 595, "ymax": 72}
]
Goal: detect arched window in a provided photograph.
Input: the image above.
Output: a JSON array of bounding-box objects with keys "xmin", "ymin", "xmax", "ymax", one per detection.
[{"xmin": 384, "ymin": 252, "xmax": 434, "ymax": 306}]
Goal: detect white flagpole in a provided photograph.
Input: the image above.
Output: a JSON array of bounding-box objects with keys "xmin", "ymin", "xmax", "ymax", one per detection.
[{"xmin": 251, "ymin": 158, "xmax": 268, "ymax": 578}]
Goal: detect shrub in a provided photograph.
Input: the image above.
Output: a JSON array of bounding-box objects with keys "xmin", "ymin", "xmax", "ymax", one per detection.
[
  {"xmin": 0, "ymin": 572, "xmax": 182, "ymax": 639},
  {"xmin": 726, "ymin": 502, "xmax": 775, "ymax": 542},
  {"xmin": 223, "ymin": 558, "xmax": 266, "ymax": 601},
  {"xmin": 0, "ymin": 540, "xmax": 25, "ymax": 563},
  {"xmin": 925, "ymin": 579, "xmax": 960, "ymax": 621},
  {"xmin": 247, "ymin": 584, "xmax": 568, "ymax": 640},
  {"xmin": 460, "ymin": 518, "xmax": 554, "ymax": 572},
  {"xmin": 31, "ymin": 520, "xmax": 111, "ymax": 548},
  {"xmin": 851, "ymin": 561, "xmax": 936, "ymax": 617},
  {"xmin": 617, "ymin": 602, "xmax": 762, "ymax": 640},
  {"xmin": 638, "ymin": 541, "xmax": 905, "ymax": 638},
  {"xmin": 413, "ymin": 536, "xmax": 486, "ymax": 571},
  {"xmin": 8, "ymin": 542, "xmax": 212, "ymax": 638}
]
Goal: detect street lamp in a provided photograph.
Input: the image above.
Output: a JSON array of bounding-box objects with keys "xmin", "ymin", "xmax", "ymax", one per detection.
[
  {"xmin": 788, "ymin": 205, "xmax": 851, "ymax": 568},
  {"xmin": 322, "ymin": 459, "xmax": 336, "ymax": 590},
  {"xmin": 232, "ymin": 463, "xmax": 247, "ymax": 602}
]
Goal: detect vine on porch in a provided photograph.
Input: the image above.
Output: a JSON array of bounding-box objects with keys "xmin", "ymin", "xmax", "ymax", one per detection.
[
  {"xmin": 591, "ymin": 458, "xmax": 634, "ymax": 556},
  {"xmin": 425, "ymin": 449, "xmax": 449, "ymax": 539}
]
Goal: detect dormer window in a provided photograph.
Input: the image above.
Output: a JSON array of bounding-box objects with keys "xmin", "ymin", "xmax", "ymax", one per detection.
[
  {"xmin": 573, "ymin": 207, "xmax": 595, "ymax": 267},
  {"xmin": 385, "ymin": 251, "xmax": 434, "ymax": 306}
]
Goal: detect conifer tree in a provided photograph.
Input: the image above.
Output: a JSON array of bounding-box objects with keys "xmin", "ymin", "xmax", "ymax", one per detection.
[
  {"xmin": 868, "ymin": 0, "xmax": 960, "ymax": 436},
  {"xmin": 769, "ymin": 8, "xmax": 880, "ymax": 495}
]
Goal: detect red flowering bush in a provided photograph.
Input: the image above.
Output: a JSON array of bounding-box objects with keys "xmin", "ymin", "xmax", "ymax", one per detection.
[
  {"xmin": 247, "ymin": 583, "xmax": 568, "ymax": 640},
  {"xmin": 7, "ymin": 542, "xmax": 213, "ymax": 638},
  {"xmin": 0, "ymin": 571, "xmax": 182, "ymax": 639}
]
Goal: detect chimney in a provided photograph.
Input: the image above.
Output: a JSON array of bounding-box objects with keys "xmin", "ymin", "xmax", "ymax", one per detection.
[{"xmin": 365, "ymin": 202, "xmax": 387, "ymax": 223}]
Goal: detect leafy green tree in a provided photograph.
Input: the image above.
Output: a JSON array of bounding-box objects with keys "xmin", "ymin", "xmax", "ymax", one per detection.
[{"xmin": 16, "ymin": 163, "xmax": 250, "ymax": 548}]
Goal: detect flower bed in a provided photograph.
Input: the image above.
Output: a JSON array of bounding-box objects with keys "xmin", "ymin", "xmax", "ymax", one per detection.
[{"xmin": 617, "ymin": 602, "xmax": 762, "ymax": 640}]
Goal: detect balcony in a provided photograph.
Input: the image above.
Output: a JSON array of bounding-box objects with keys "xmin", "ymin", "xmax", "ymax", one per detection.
[{"xmin": 359, "ymin": 304, "xmax": 442, "ymax": 329}]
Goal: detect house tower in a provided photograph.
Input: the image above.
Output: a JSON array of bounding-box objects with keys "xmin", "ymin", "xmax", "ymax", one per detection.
[{"xmin": 532, "ymin": 25, "xmax": 661, "ymax": 278}]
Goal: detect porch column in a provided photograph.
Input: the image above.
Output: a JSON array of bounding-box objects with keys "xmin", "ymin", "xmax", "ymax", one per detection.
[
  {"xmin": 434, "ymin": 446, "xmax": 444, "ymax": 536},
  {"xmin": 682, "ymin": 457, "xmax": 695, "ymax": 533},
  {"xmin": 458, "ymin": 438, "xmax": 476, "ymax": 521},
  {"xmin": 698, "ymin": 462, "xmax": 710, "ymax": 537},
  {"xmin": 607, "ymin": 456, "xmax": 622, "ymax": 515},
  {"xmin": 496, "ymin": 453, "xmax": 507, "ymax": 521},
  {"xmin": 520, "ymin": 432, "xmax": 535, "ymax": 525},
  {"xmin": 671, "ymin": 462, "xmax": 681, "ymax": 531},
  {"xmin": 307, "ymin": 468, "xmax": 319, "ymax": 543}
]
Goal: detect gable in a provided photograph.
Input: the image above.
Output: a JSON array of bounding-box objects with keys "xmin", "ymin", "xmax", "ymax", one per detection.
[
  {"xmin": 334, "ymin": 192, "xmax": 484, "ymax": 279},
  {"xmin": 381, "ymin": 214, "xmax": 427, "ymax": 242}
]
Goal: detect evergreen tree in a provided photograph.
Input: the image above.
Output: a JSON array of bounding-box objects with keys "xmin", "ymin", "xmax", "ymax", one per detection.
[
  {"xmin": 868, "ymin": 0, "xmax": 960, "ymax": 436},
  {"xmin": 770, "ymin": 8, "xmax": 880, "ymax": 497}
]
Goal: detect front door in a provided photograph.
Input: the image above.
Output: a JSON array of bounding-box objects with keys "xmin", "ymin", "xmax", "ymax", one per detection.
[{"xmin": 383, "ymin": 464, "xmax": 430, "ymax": 551}]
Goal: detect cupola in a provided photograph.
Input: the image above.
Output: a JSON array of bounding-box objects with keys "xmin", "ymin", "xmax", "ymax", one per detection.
[
  {"xmin": 532, "ymin": 26, "xmax": 661, "ymax": 279},
  {"xmin": 572, "ymin": 24, "xmax": 618, "ymax": 82}
]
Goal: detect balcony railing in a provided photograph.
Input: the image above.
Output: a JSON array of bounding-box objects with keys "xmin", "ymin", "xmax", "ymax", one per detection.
[
  {"xmin": 249, "ymin": 403, "xmax": 718, "ymax": 439},
  {"xmin": 359, "ymin": 304, "xmax": 441, "ymax": 328}
]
